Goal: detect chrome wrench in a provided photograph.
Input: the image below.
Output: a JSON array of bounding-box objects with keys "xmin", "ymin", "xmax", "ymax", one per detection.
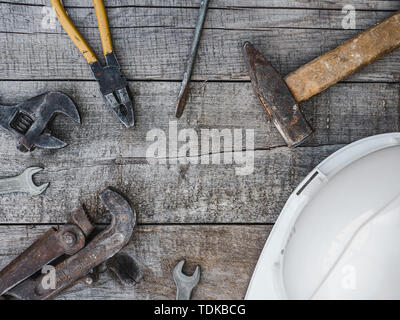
[
  {"xmin": 173, "ymin": 260, "xmax": 201, "ymax": 300},
  {"xmin": 0, "ymin": 167, "xmax": 49, "ymax": 196}
]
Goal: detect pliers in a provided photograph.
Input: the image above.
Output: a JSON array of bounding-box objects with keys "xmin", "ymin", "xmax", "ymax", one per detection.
[{"xmin": 50, "ymin": 0, "xmax": 135, "ymax": 127}]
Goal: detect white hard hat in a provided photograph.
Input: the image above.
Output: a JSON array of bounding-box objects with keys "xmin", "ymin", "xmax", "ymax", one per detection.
[{"xmin": 246, "ymin": 133, "xmax": 400, "ymax": 300}]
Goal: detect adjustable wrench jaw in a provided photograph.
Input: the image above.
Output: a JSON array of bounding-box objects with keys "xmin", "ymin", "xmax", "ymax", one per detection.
[
  {"xmin": 0, "ymin": 105, "xmax": 19, "ymax": 139},
  {"xmin": 0, "ymin": 92, "xmax": 81, "ymax": 152},
  {"xmin": 90, "ymin": 53, "xmax": 135, "ymax": 128}
]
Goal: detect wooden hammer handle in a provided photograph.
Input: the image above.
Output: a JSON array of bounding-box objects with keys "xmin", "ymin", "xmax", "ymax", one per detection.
[{"xmin": 285, "ymin": 12, "xmax": 400, "ymax": 102}]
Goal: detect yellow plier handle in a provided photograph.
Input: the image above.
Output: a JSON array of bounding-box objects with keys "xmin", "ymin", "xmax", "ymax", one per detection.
[
  {"xmin": 93, "ymin": 0, "xmax": 113, "ymax": 57},
  {"xmin": 50, "ymin": 0, "xmax": 113, "ymax": 64}
]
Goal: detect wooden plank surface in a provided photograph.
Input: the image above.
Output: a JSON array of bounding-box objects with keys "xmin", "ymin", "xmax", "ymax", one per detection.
[
  {"xmin": 0, "ymin": 0, "xmax": 399, "ymax": 299},
  {"xmin": 0, "ymin": 144, "xmax": 341, "ymax": 224},
  {"xmin": 0, "ymin": 225, "xmax": 272, "ymax": 300},
  {"xmin": 0, "ymin": 81, "xmax": 396, "ymax": 154},
  {"xmin": 1, "ymin": 3, "xmax": 400, "ymax": 82},
  {"xmin": 0, "ymin": 3, "xmax": 392, "ymax": 32},
  {"xmin": 0, "ymin": 81, "xmax": 397, "ymax": 223},
  {"xmin": 10, "ymin": 0, "xmax": 400, "ymax": 11}
]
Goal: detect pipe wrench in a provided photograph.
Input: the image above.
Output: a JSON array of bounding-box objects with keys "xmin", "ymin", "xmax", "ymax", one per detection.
[
  {"xmin": 0, "ymin": 188, "xmax": 136, "ymax": 300},
  {"xmin": 50, "ymin": 0, "xmax": 135, "ymax": 128}
]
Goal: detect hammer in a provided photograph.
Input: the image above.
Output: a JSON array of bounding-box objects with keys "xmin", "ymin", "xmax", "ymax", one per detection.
[{"xmin": 244, "ymin": 12, "xmax": 400, "ymax": 147}]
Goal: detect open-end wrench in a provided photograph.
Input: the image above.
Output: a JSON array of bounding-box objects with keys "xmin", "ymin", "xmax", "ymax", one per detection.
[
  {"xmin": 0, "ymin": 167, "xmax": 49, "ymax": 196},
  {"xmin": 173, "ymin": 260, "xmax": 200, "ymax": 300}
]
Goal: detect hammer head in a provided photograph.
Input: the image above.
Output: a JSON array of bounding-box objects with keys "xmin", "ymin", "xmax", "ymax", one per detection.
[{"xmin": 243, "ymin": 42, "xmax": 312, "ymax": 147}]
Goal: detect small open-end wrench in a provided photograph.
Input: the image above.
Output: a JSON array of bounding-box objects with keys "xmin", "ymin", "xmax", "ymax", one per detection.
[
  {"xmin": 0, "ymin": 167, "xmax": 49, "ymax": 196},
  {"xmin": 173, "ymin": 260, "xmax": 200, "ymax": 300}
]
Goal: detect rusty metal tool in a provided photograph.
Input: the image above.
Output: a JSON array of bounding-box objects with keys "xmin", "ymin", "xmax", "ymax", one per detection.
[
  {"xmin": 50, "ymin": 0, "xmax": 135, "ymax": 127},
  {"xmin": 173, "ymin": 260, "xmax": 200, "ymax": 300},
  {"xmin": 0, "ymin": 188, "xmax": 136, "ymax": 300},
  {"xmin": 0, "ymin": 91, "xmax": 80, "ymax": 152},
  {"xmin": 0, "ymin": 167, "xmax": 49, "ymax": 196},
  {"xmin": 243, "ymin": 12, "xmax": 400, "ymax": 147},
  {"xmin": 176, "ymin": 0, "xmax": 210, "ymax": 118},
  {"xmin": 106, "ymin": 253, "xmax": 142, "ymax": 285}
]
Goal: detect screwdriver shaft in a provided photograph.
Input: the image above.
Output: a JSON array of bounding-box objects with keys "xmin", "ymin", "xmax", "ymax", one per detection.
[{"xmin": 176, "ymin": 0, "xmax": 210, "ymax": 118}]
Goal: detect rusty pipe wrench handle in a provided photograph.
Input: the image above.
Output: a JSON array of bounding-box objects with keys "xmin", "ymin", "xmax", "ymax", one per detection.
[
  {"xmin": 6, "ymin": 189, "xmax": 136, "ymax": 300},
  {"xmin": 0, "ymin": 220, "xmax": 87, "ymax": 297},
  {"xmin": 286, "ymin": 12, "xmax": 400, "ymax": 102}
]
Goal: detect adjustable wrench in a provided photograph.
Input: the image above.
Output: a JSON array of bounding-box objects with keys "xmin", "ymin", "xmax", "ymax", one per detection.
[
  {"xmin": 0, "ymin": 91, "xmax": 81, "ymax": 152},
  {"xmin": 173, "ymin": 260, "xmax": 201, "ymax": 300},
  {"xmin": 0, "ymin": 167, "xmax": 49, "ymax": 196}
]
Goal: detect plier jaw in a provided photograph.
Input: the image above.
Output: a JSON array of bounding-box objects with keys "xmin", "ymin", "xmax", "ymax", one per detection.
[{"xmin": 90, "ymin": 53, "xmax": 135, "ymax": 128}]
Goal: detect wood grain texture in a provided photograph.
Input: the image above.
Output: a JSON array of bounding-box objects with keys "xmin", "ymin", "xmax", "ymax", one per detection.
[
  {"xmin": 10, "ymin": 0, "xmax": 400, "ymax": 11},
  {"xmin": 0, "ymin": 3, "xmax": 391, "ymax": 33},
  {"xmin": 0, "ymin": 80, "xmax": 397, "ymax": 223},
  {"xmin": 286, "ymin": 12, "xmax": 400, "ymax": 102},
  {"xmin": 1, "ymin": 4, "xmax": 400, "ymax": 82},
  {"xmin": 1, "ymin": 81, "xmax": 397, "ymax": 155},
  {"xmin": 0, "ymin": 145, "xmax": 340, "ymax": 224},
  {"xmin": 0, "ymin": 224, "xmax": 272, "ymax": 300},
  {"xmin": 1, "ymin": 0, "xmax": 399, "ymax": 300}
]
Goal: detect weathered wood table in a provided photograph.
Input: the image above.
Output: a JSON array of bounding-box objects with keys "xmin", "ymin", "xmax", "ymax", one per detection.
[{"xmin": 0, "ymin": 0, "xmax": 399, "ymax": 299}]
